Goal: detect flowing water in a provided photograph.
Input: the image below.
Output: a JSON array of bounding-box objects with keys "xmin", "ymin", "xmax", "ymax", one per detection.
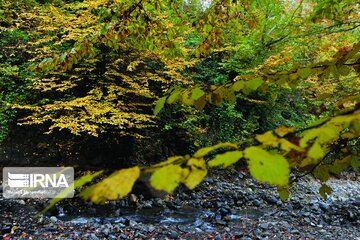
[{"xmin": 59, "ymin": 206, "xmax": 265, "ymax": 232}]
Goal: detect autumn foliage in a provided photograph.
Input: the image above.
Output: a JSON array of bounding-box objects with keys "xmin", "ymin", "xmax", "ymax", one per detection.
[{"xmin": 0, "ymin": 0, "xmax": 359, "ymax": 206}]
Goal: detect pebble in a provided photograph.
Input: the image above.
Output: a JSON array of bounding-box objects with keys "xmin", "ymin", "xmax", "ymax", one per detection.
[
  {"xmin": 169, "ymin": 230, "xmax": 179, "ymax": 238},
  {"xmin": 50, "ymin": 216, "xmax": 58, "ymax": 223}
]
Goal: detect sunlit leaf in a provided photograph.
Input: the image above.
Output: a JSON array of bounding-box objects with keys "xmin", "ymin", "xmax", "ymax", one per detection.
[
  {"xmin": 193, "ymin": 142, "xmax": 238, "ymax": 158},
  {"xmin": 80, "ymin": 167, "xmax": 140, "ymax": 203},
  {"xmin": 150, "ymin": 164, "xmax": 182, "ymax": 193},
  {"xmin": 275, "ymin": 126, "xmax": 295, "ymax": 137},
  {"xmin": 182, "ymin": 158, "xmax": 208, "ymax": 189},
  {"xmin": 245, "ymin": 78, "xmax": 263, "ymax": 91},
  {"xmin": 232, "ymin": 81, "xmax": 245, "ymax": 92},
  {"xmin": 167, "ymin": 89, "xmax": 181, "ymax": 104},
  {"xmin": 308, "ymin": 142, "xmax": 325, "ymax": 160},
  {"xmin": 297, "ymin": 67, "xmax": 311, "ymax": 79},
  {"xmin": 245, "ymin": 147, "xmax": 289, "ymax": 186},
  {"xmin": 154, "ymin": 96, "xmax": 167, "ymax": 115},
  {"xmin": 255, "ymin": 131, "xmax": 278, "ymax": 147},
  {"xmin": 191, "ymin": 87, "xmax": 205, "ymax": 100},
  {"xmin": 208, "ymin": 150, "xmax": 243, "ymax": 168}
]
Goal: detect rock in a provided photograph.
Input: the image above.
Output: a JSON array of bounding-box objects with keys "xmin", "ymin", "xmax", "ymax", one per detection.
[
  {"xmin": 148, "ymin": 225, "xmax": 155, "ymax": 232},
  {"xmin": 291, "ymin": 229, "xmax": 300, "ymax": 234},
  {"xmin": 253, "ymin": 199, "xmax": 261, "ymax": 207},
  {"xmin": 154, "ymin": 198, "xmax": 164, "ymax": 207},
  {"xmin": 2, "ymin": 226, "xmax": 11, "ymax": 234},
  {"xmin": 90, "ymin": 233, "xmax": 100, "ymax": 240},
  {"xmin": 281, "ymin": 221, "xmax": 291, "ymax": 230},
  {"xmin": 169, "ymin": 230, "xmax": 179, "ymax": 239},
  {"xmin": 120, "ymin": 233, "xmax": 129, "ymax": 239},
  {"xmin": 265, "ymin": 196, "xmax": 278, "ymax": 205},
  {"xmin": 259, "ymin": 223, "xmax": 269, "ymax": 229},
  {"xmin": 129, "ymin": 220, "xmax": 137, "ymax": 227},
  {"xmin": 219, "ymin": 207, "xmax": 229, "ymax": 216},
  {"xmin": 129, "ymin": 194, "xmax": 138, "ymax": 204},
  {"xmin": 215, "ymin": 219, "xmax": 227, "ymax": 226},
  {"xmin": 319, "ymin": 202, "xmax": 330, "ymax": 211},
  {"xmin": 17, "ymin": 200, "xmax": 26, "ymax": 205},
  {"xmin": 49, "ymin": 216, "xmax": 58, "ymax": 223},
  {"xmin": 114, "ymin": 209, "xmax": 121, "ymax": 216},
  {"xmin": 214, "ymin": 235, "xmax": 222, "ymax": 240},
  {"xmin": 102, "ymin": 228, "xmax": 110, "ymax": 236},
  {"xmin": 142, "ymin": 201, "xmax": 153, "ymax": 209}
]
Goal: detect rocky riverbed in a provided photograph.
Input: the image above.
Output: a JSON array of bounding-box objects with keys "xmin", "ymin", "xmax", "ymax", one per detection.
[{"xmin": 1, "ymin": 170, "xmax": 359, "ymax": 239}]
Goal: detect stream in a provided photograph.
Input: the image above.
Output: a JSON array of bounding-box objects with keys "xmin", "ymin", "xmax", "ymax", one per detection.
[{"xmin": 58, "ymin": 206, "xmax": 265, "ymax": 232}]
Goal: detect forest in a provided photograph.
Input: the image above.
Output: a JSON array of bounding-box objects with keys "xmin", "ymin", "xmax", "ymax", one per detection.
[{"xmin": 0, "ymin": 0, "xmax": 359, "ymax": 239}]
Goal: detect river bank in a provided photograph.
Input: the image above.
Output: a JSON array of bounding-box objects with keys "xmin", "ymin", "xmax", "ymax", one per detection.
[{"xmin": 1, "ymin": 170, "xmax": 359, "ymax": 239}]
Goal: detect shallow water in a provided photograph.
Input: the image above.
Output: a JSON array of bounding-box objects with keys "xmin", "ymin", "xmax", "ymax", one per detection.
[{"xmin": 60, "ymin": 206, "xmax": 265, "ymax": 232}]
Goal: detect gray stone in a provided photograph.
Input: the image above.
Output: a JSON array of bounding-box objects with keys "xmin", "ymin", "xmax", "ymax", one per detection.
[{"xmin": 49, "ymin": 216, "xmax": 58, "ymax": 223}]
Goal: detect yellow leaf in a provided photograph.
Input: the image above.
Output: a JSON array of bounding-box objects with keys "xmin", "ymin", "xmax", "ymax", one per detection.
[
  {"xmin": 245, "ymin": 147, "xmax": 289, "ymax": 186},
  {"xmin": 193, "ymin": 142, "xmax": 237, "ymax": 158},
  {"xmin": 279, "ymin": 139, "xmax": 303, "ymax": 152},
  {"xmin": 150, "ymin": 156, "xmax": 184, "ymax": 169},
  {"xmin": 275, "ymin": 126, "xmax": 295, "ymax": 137},
  {"xmin": 255, "ymin": 131, "xmax": 278, "ymax": 147},
  {"xmin": 80, "ymin": 167, "xmax": 140, "ymax": 204},
  {"xmin": 308, "ymin": 142, "xmax": 325, "ymax": 160},
  {"xmin": 208, "ymin": 151, "xmax": 243, "ymax": 168},
  {"xmin": 182, "ymin": 158, "xmax": 208, "ymax": 189},
  {"xmin": 150, "ymin": 164, "xmax": 182, "ymax": 193}
]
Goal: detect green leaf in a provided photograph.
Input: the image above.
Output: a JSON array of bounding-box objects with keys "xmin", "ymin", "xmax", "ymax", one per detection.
[
  {"xmin": 308, "ymin": 142, "xmax": 325, "ymax": 160},
  {"xmin": 313, "ymin": 165, "xmax": 330, "ymax": 182},
  {"xmin": 319, "ymin": 184, "xmax": 332, "ymax": 199},
  {"xmin": 150, "ymin": 164, "xmax": 182, "ymax": 193},
  {"xmin": 193, "ymin": 95, "xmax": 206, "ymax": 110},
  {"xmin": 244, "ymin": 146, "xmax": 289, "ymax": 186},
  {"xmin": 204, "ymin": 24, "xmax": 213, "ymax": 33},
  {"xmin": 297, "ymin": 67, "xmax": 311, "ymax": 79},
  {"xmin": 329, "ymin": 156, "xmax": 351, "ymax": 174},
  {"xmin": 277, "ymin": 187, "xmax": 289, "ymax": 201},
  {"xmin": 191, "ymin": 87, "xmax": 205, "ymax": 100},
  {"xmin": 351, "ymin": 155, "xmax": 360, "ymax": 170},
  {"xmin": 80, "ymin": 167, "xmax": 140, "ymax": 204},
  {"xmin": 154, "ymin": 96, "xmax": 167, "ymax": 115},
  {"xmin": 193, "ymin": 142, "xmax": 238, "ymax": 158},
  {"xmin": 232, "ymin": 81, "xmax": 245, "ymax": 92},
  {"xmin": 182, "ymin": 158, "xmax": 208, "ymax": 189},
  {"xmin": 245, "ymin": 78, "xmax": 263, "ymax": 91},
  {"xmin": 208, "ymin": 151, "xmax": 243, "ymax": 168},
  {"xmin": 349, "ymin": 119, "xmax": 360, "ymax": 133},
  {"xmin": 167, "ymin": 89, "xmax": 181, "ymax": 104}
]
